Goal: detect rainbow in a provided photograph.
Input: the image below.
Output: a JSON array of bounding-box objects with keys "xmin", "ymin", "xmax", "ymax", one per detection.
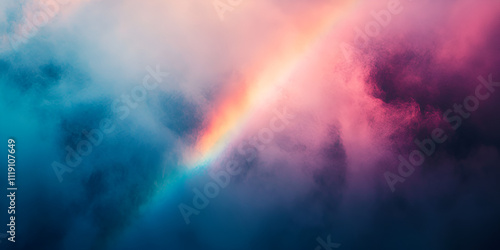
[{"xmin": 183, "ymin": 0, "xmax": 360, "ymax": 170}]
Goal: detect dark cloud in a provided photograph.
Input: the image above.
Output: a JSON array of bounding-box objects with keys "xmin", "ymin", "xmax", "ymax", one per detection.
[{"xmin": 1, "ymin": 0, "xmax": 499, "ymax": 250}]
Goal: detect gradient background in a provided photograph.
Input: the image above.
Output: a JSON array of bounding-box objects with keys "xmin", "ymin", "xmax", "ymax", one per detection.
[{"xmin": 1, "ymin": 0, "xmax": 500, "ymax": 249}]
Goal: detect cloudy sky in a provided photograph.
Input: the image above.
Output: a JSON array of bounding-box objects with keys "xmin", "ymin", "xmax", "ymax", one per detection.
[{"xmin": 1, "ymin": 0, "xmax": 500, "ymax": 249}]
